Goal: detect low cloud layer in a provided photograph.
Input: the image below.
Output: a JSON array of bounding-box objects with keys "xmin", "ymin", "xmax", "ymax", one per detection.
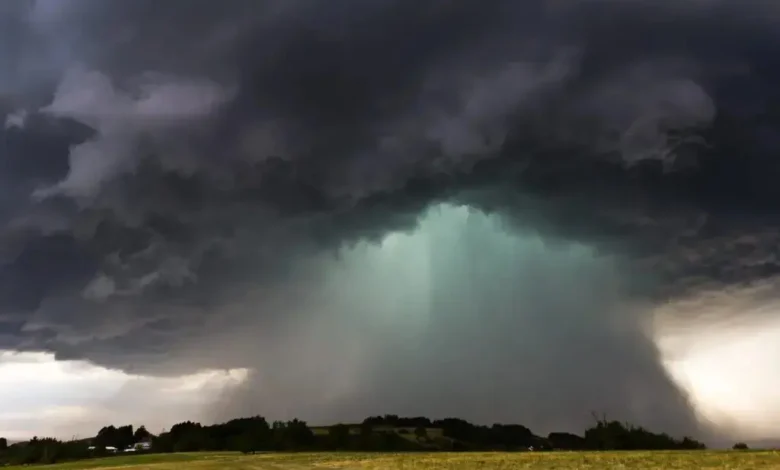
[{"xmin": 1, "ymin": 0, "xmax": 780, "ymax": 444}]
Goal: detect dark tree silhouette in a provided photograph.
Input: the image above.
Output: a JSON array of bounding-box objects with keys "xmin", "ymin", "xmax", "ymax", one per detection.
[
  {"xmin": 133, "ymin": 426, "xmax": 152, "ymax": 444},
  {"xmin": 0, "ymin": 412, "xmax": 709, "ymax": 466},
  {"xmin": 329, "ymin": 424, "xmax": 351, "ymax": 450}
]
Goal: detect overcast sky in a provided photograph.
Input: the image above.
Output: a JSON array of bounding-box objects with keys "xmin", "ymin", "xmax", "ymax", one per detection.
[
  {"xmin": 0, "ymin": 350, "xmax": 247, "ymax": 441},
  {"xmin": 2, "ymin": 0, "xmax": 780, "ymax": 447}
]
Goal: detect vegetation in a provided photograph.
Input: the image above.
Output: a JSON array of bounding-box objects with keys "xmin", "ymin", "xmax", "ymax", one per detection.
[
  {"xmin": 4, "ymin": 450, "xmax": 780, "ymax": 470},
  {"xmin": 0, "ymin": 412, "xmax": 724, "ymax": 467}
]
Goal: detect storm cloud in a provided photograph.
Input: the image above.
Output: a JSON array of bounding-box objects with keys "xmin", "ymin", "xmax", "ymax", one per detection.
[{"xmin": 2, "ymin": 0, "xmax": 780, "ymax": 444}]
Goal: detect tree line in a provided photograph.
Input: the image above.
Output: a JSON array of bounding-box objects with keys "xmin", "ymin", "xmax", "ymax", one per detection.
[{"xmin": 0, "ymin": 413, "xmax": 707, "ymax": 466}]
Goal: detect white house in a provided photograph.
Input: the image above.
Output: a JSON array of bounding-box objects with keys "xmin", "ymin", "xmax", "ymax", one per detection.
[
  {"xmin": 135, "ymin": 441, "xmax": 152, "ymax": 451},
  {"xmin": 87, "ymin": 445, "xmax": 117, "ymax": 453}
]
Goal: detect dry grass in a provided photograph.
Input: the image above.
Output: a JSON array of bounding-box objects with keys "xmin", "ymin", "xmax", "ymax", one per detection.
[{"xmin": 6, "ymin": 450, "xmax": 780, "ymax": 469}]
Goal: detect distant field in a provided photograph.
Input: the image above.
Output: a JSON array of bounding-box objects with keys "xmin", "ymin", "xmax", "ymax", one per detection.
[
  {"xmin": 7, "ymin": 450, "xmax": 780, "ymax": 469},
  {"xmin": 310, "ymin": 426, "xmax": 448, "ymax": 449}
]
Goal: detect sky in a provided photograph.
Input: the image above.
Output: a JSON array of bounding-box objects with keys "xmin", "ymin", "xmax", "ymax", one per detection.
[
  {"xmin": 2, "ymin": 0, "xmax": 780, "ymax": 447},
  {"xmin": 0, "ymin": 351, "xmax": 247, "ymax": 441}
]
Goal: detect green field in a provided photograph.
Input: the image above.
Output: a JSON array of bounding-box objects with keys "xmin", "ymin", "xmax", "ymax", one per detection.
[{"xmin": 6, "ymin": 451, "xmax": 780, "ymax": 469}]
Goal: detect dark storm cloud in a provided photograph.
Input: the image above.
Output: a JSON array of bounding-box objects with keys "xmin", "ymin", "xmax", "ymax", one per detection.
[{"xmin": 1, "ymin": 0, "xmax": 780, "ymax": 441}]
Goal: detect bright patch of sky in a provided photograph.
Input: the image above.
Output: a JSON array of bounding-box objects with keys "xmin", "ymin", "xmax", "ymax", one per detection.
[
  {"xmin": 654, "ymin": 287, "xmax": 780, "ymax": 441},
  {"xmin": 0, "ymin": 351, "xmax": 247, "ymax": 441}
]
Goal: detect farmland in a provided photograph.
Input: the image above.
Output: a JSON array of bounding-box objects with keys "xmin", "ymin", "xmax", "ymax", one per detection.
[{"xmin": 6, "ymin": 450, "xmax": 780, "ymax": 469}]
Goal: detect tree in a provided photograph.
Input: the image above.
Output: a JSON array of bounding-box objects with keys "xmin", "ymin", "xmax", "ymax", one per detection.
[
  {"xmin": 235, "ymin": 433, "xmax": 257, "ymax": 454},
  {"xmin": 733, "ymin": 442, "xmax": 749, "ymax": 450},
  {"xmin": 94, "ymin": 425, "xmax": 117, "ymax": 448},
  {"xmin": 329, "ymin": 424, "xmax": 351, "ymax": 449},
  {"xmin": 548, "ymin": 432, "xmax": 585, "ymax": 450},
  {"xmin": 116, "ymin": 425, "xmax": 134, "ymax": 450},
  {"xmin": 358, "ymin": 421, "xmax": 375, "ymax": 450},
  {"xmin": 134, "ymin": 426, "xmax": 151, "ymax": 443},
  {"xmin": 0, "ymin": 411, "xmax": 713, "ymax": 464},
  {"xmin": 285, "ymin": 419, "xmax": 315, "ymax": 449},
  {"xmin": 151, "ymin": 432, "xmax": 175, "ymax": 453}
]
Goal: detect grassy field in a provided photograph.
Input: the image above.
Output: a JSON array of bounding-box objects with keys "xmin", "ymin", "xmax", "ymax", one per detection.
[{"xmin": 6, "ymin": 451, "xmax": 780, "ymax": 469}]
